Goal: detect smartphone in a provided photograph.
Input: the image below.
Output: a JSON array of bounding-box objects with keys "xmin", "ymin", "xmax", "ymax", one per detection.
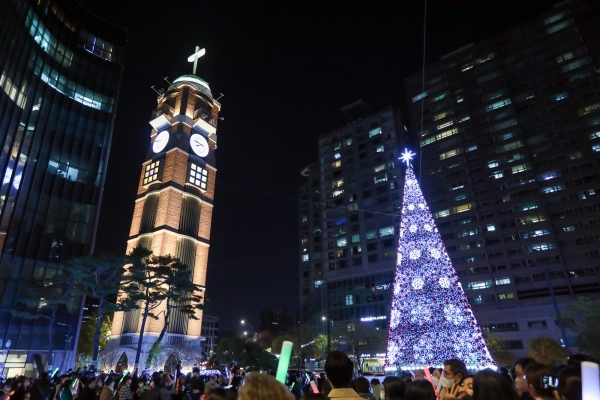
[
  {"xmin": 310, "ymin": 381, "xmax": 319, "ymax": 394},
  {"xmin": 541, "ymin": 375, "xmax": 558, "ymax": 389}
]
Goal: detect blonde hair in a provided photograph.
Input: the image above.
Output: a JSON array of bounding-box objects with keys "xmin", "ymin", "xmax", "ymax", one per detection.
[{"xmin": 238, "ymin": 373, "xmax": 294, "ymax": 400}]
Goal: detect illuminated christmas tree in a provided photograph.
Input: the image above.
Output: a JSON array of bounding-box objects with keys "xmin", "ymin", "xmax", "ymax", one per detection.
[{"xmin": 385, "ymin": 150, "xmax": 495, "ymax": 369}]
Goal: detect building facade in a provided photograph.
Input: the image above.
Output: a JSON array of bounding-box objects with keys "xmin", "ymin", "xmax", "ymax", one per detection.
[
  {"xmin": 108, "ymin": 74, "xmax": 220, "ymax": 368},
  {"xmin": 404, "ymin": 0, "xmax": 600, "ymax": 357},
  {"xmin": 300, "ymin": 107, "xmax": 410, "ymax": 369},
  {"xmin": 0, "ymin": 0, "xmax": 126, "ymax": 375},
  {"xmin": 200, "ymin": 315, "xmax": 219, "ymax": 358}
]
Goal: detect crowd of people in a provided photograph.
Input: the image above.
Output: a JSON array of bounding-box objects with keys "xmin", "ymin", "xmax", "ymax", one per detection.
[{"xmin": 0, "ymin": 351, "xmax": 596, "ymax": 400}]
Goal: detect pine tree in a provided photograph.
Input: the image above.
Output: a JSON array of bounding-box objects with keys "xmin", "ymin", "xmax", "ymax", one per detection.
[{"xmin": 385, "ymin": 161, "xmax": 495, "ymax": 369}]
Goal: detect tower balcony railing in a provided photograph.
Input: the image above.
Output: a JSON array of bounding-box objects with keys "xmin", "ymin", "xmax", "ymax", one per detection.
[
  {"xmin": 193, "ymin": 107, "xmax": 217, "ymax": 127},
  {"xmin": 151, "ymin": 104, "xmax": 175, "ymax": 120}
]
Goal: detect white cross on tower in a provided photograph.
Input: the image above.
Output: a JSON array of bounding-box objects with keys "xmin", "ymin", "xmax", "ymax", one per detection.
[{"xmin": 187, "ymin": 46, "xmax": 206, "ymax": 75}]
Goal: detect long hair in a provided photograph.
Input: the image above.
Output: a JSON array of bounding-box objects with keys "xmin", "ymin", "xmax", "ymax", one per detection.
[
  {"xmin": 404, "ymin": 380, "xmax": 436, "ymax": 400},
  {"xmin": 473, "ymin": 369, "xmax": 519, "ymax": 400},
  {"xmin": 238, "ymin": 373, "xmax": 294, "ymax": 400}
]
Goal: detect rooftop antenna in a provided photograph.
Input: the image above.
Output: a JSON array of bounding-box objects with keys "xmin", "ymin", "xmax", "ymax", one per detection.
[
  {"xmin": 188, "ymin": 46, "xmax": 206, "ymax": 75},
  {"xmin": 164, "ymin": 77, "xmax": 172, "ymax": 86},
  {"xmin": 216, "ymin": 93, "xmax": 224, "ymax": 101},
  {"xmin": 150, "ymin": 85, "xmax": 161, "ymax": 95}
]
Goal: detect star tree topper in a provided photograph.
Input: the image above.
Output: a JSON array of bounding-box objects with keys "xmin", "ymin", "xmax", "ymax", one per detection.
[{"xmin": 400, "ymin": 148, "xmax": 415, "ymax": 167}]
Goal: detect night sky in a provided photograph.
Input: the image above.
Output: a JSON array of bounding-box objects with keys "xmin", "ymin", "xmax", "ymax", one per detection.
[{"xmin": 80, "ymin": 0, "xmax": 551, "ymax": 330}]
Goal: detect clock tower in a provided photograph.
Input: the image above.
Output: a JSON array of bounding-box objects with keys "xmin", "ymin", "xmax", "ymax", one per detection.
[{"xmin": 108, "ymin": 72, "xmax": 220, "ymax": 368}]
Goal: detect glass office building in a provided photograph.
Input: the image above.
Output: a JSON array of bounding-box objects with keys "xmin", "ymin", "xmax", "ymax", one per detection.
[
  {"xmin": 404, "ymin": 0, "xmax": 600, "ymax": 357},
  {"xmin": 0, "ymin": 0, "xmax": 126, "ymax": 374}
]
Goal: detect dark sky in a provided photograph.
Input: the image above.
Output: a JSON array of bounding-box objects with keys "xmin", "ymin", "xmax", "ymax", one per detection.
[{"xmin": 82, "ymin": 0, "xmax": 551, "ymax": 330}]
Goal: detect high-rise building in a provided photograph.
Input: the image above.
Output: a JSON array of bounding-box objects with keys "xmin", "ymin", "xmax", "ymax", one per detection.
[
  {"xmin": 200, "ymin": 315, "xmax": 219, "ymax": 358},
  {"xmin": 108, "ymin": 72, "xmax": 220, "ymax": 369},
  {"xmin": 259, "ymin": 308, "xmax": 297, "ymax": 336},
  {"xmin": 300, "ymin": 106, "xmax": 410, "ymax": 368},
  {"xmin": 0, "ymin": 0, "xmax": 126, "ymax": 375},
  {"xmin": 404, "ymin": 0, "xmax": 600, "ymax": 357}
]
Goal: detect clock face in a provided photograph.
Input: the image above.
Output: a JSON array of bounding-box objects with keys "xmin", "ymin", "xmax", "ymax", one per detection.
[
  {"xmin": 152, "ymin": 130, "xmax": 169, "ymax": 153},
  {"xmin": 190, "ymin": 133, "xmax": 209, "ymax": 157}
]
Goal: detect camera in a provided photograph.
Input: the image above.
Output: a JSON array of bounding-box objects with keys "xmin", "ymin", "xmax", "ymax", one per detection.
[{"xmin": 541, "ymin": 375, "xmax": 558, "ymax": 389}]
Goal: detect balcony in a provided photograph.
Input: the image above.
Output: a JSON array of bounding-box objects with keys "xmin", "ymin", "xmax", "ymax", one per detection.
[
  {"xmin": 149, "ymin": 104, "xmax": 175, "ymax": 130},
  {"xmin": 193, "ymin": 107, "xmax": 217, "ymax": 135}
]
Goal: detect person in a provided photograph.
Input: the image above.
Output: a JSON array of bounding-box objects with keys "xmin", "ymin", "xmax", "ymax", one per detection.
[
  {"xmin": 524, "ymin": 363, "xmax": 555, "ymax": 400},
  {"xmin": 118, "ymin": 377, "xmax": 133, "ymax": 400},
  {"xmin": 99, "ymin": 379, "xmax": 116, "ymax": 400},
  {"xmin": 300, "ymin": 394, "xmax": 329, "ymax": 400},
  {"xmin": 445, "ymin": 374, "xmax": 473, "ymax": 400},
  {"xmin": 514, "ymin": 358, "xmax": 537, "ymax": 399},
  {"xmin": 404, "ymin": 380, "xmax": 436, "ymax": 400},
  {"xmin": 204, "ymin": 376, "xmax": 219, "ymax": 395},
  {"xmin": 141, "ymin": 380, "xmax": 160, "ymax": 400},
  {"xmin": 439, "ymin": 359, "xmax": 468, "ymax": 400},
  {"xmin": 431, "ymin": 369, "xmax": 441, "ymax": 388},
  {"xmin": 31, "ymin": 372, "xmax": 52, "ymax": 400},
  {"xmin": 204, "ymin": 388, "xmax": 228, "ymax": 400},
  {"xmin": 472, "ymin": 369, "xmax": 519, "ymax": 400},
  {"xmin": 412, "ymin": 370, "xmax": 425, "ymax": 381},
  {"xmin": 322, "ymin": 380, "xmax": 333, "ymax": 397},
  {"xmin": 554, "ymin": 367, "xmax": 581, "ymax": 400},
  {"xmin": 317, "ymin": 373, "xmax": 327, "ymax": 393},
  {"xmin": 370, "ymin": 378, "xmax": 381, "ymax": 400},
  {"xmin": 1, "ymin": 383, "xmax": 15, "ymax": 400},
  {"xmin": 79, "ymin": 379, "xmax": 97, "ymax": 400},
  {"xmin": 237, "ymin": 372, "xmax": 293, "ymax": 400},
  {"xmin": 324, "ymin": 351, "xmax": 363, "ymax": 399},
  {"xmin": 382, "ymin": 377, "xmax": 406, "ymax": 400},
  {"xmin": 188, "ymin": 368, "xmax": 204, "ymax": 400},
  {"xmin": 354, "ymin": 377, "xmax": 375, "ymax": 400},
  {"xmin": 159, "ymin": 381, "xmax": 176, "ymax": 400},
  {"xmin": 60, "ymin": 380, "xmax": 74, "ymax": 400}
]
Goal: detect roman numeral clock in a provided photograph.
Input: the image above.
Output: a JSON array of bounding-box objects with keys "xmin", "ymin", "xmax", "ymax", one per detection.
[{"xmin": 109, "ymin": 48, "xmax": 221, "ymax": 366}]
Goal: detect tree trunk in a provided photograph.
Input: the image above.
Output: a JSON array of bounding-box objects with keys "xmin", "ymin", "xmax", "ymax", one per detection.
[
  {"xmin": 134, "ymin": 300, "xmax": 150, "ymax": 369},
  {"xmin": 146, "ymin": 299, "xmax": 171, "ymax": 368},
  {"xmin": 91, "ymin": 297, "xmax": 105, "ymax": 365}
]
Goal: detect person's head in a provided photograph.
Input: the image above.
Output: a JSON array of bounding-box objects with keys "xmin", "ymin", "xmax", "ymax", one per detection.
[
  {"xmin": 432, "ymin": 369, "xmax": 441, "ymax": 380},
  {"xmin": 442, "ymin": 359, "xmax": 468, "ymax": 389},
  {"xmin": 63, "ymin": 380, "xmax": 74, "ymax": 393},
  {"xmin": 204, "ymin": 388, "xmax": 228, "ymax": 400},
  {"xmin": 299, "ymin": 394, "xmax": 329, "ymax": 400},
  {"xmin": 457, "ymin": 374, "xmax": 474, "ymax": 397},
  {"xmin": 23, "ymin": 378, "xmax": 30, "ymax": 387},
  {"xmin": 404, "ymin": 380, "xmax": 436, "ymax": 400},
  {"xmin": 238, "ymin": 373, "xmax": 293, "ymax": 400},
  {"xmin": 382, "ymin": 376, "xmax": 405, "ymax": 400},
  {"xmin": 473, "ymin": 369, "xmax": 519, "ymax": 400},
  {"xmin": 525, "ymin": 363, "xmax": 554, "ymax": 399},
  {"xmin": 324, "ymin": 351, "xmax": 354, "ymax": 389},
  {"xmin": 371, "ymin": 378, "xmax": 380, "ymax": 387},
  {"xmin": 192, "ymin": 368, "xmax": 200, "ymax": 377},
  {"xmin": 514, "ymin": 357, "xmax": 536, "ymax": 393},
  {"xmin": 412, "ymin": 370, "xmax": 424, "ymax": 381},
  {"xmin": 354, "ymin": 377, "xmax": 371, "ymax": 394},
  {"xmin": 555, "ymin": 376, "xmax": 583, "ymax": 400}
]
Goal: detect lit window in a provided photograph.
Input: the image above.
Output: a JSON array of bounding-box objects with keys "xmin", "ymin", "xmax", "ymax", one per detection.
[
  {"xmin": 302, "ymin": 254, "xmax": 309, "ymax": 262},
  {"xmin": 437, "ymin": 121, "xmax": 455, "ymax": 130},
  {"xmin": 486, "ymin": 224, "xmax": 496, "ymax": 232},
  {"xmin": 332, "ymin": 179, "xmax": 344, "ymax": 188},
  {"xmin": 498, "ymin": 293, "xmax": 514, "ymax": 300},
  {"xmin": 435, "ymin": 209, "xmax": 450, "ymax": 219},
  {"xmin": 336, "ymin": 238, "xmax": 347, "ymax": 247},
  {"xmin": 555, "ymin": 93, "xmax": 568, "ymax": 101},
  {"xmin": 351, "ymin": 234, "xmax": 361, "ymax": 243},
  {"xmin": 487, "ymin": 98, "xmax": 511, "ymax": 111},
  {"xmin": 578, "ymin": 103, "xmax": 600, "ymax": 116},
  {"xmin": 334, "ymin": 153, "xmax": 341, "ymax": 159},
  {"xmin": 143, "ymin": 161, "xmax": 161, "ymax": 185},
  {"xmin": 369, "ymin": 127, "xmax": 382, "ymax": 138},
  {"xmin": 332, "ymin": 189, "xmax": 344, "ymax": 197},
  {"xmin": 459, "ymin": 115, "xmax": 470, "ymax": 122},
  {"xmin": 374, "ymin": 173, "xmax": 388, "ymax": 184},
  {"xmin": 511, "ymin": 164, "xmax": 530, "ymax": 174},
  {"xmin": 366, "ymin": 230, "xmax": 377, "ymax": 240},
  {"xmin": 188, "ymin": 163, "xmax": 208, "ymax": 190},
  {"xmin": 374, "ymin": 164, "xmax": 386, "ymax": 173},
  {"xmin": 345, "ymin": 295, "xmax": 354, "ymax": 306},
  {"xmin": 379, "ymin": 226, "xmax": 394, "ymax": 237},
  {"xmin": 495, "ymin": 278, "xmax": 510, "ymax": 286},
  {"xmin": 376, "ymin": 145, "xmax": 385, "ymax": 153},
  {"xmin": 331, "ymin": 160, "xmax": 342, "ymax": 168},
  {"xmin": 592, "ymin": 144, "xmax": 600, "ymax": 152},
  {"xmin": 467, "ymin": 280, "xmax": 492, "ymax": 290},
  {"xmin": 589, "ymin": 132, "xmax": 600, "ymax": 140}
]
